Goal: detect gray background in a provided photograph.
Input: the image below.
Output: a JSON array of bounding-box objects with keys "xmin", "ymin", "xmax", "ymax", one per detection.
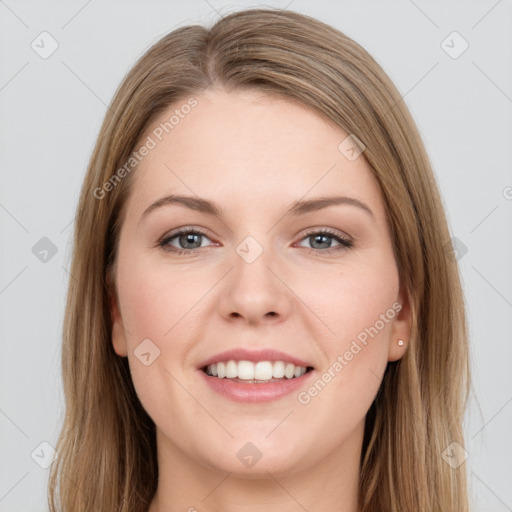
[{"xmin": 1, "ymin": 1, "xmax": 511, "ymax": 510}]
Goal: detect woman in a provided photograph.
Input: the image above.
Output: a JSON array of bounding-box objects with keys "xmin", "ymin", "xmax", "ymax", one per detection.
[{"xmin": 49, "ymin": 8, "xmax": 470, "ymax": 512}]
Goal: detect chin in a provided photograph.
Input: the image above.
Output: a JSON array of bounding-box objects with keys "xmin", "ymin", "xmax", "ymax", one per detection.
[{"xmin": 199, "ymin": 436, "xmax": 310, "ymax": 477}]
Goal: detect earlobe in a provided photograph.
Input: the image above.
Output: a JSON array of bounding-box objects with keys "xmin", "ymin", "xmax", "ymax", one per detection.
[
  {"xmin": 110, "ymin": 289, "xmax": 128, "ymax": 357},
  {"xmin": 388, "ymin": 286, "xmax": 412, "ymax": 362}
]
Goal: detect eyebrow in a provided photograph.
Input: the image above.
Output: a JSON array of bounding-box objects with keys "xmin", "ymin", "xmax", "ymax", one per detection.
[{"xmin": 141, "ymin": 194, "xmax": 374, "ymax": 221}]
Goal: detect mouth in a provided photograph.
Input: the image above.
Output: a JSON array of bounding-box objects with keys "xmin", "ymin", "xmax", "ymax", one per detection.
[
  {"xmin": 197, "ymin": 349, "xmax": 316, "ymax": 403},
  {"xmin": 198, "ymin": 353, "xmax": 315, "ymax": 404},
  {"xmin": 201, "ymin": 360, "xmax": 314, "ymax": 383}
]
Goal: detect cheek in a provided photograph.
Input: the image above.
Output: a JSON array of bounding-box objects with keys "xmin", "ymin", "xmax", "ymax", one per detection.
[
  {"xmin": 117, "ymin": 255, "xmax": 206, "ymax": 344},
  {"xmin": 298, "ymin": 255, "xmax": 399, "ymax": 396},
  {"xmin": 300, "ymin": 254, "xmax": 399, "ymax": 344},
  {"xmin": 115, "ymin": 258, "xmax": 200, "ymax": 425},
  {"xmin": 115, "ymin": 249, "xmax": 221, "ymax": 404}
]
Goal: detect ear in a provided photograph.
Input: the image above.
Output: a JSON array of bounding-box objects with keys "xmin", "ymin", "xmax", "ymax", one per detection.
[
  {"xmin": 110, "ymin": 286, "xmax": 128, "ymax": 357},
  {"xmin": 388, "ymin": 283, "xmax": 412, "ymax": 362}
]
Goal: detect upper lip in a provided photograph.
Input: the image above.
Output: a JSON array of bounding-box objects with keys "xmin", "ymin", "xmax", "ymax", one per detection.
[{"xmin": 197, "ymin": 348, "xmax": 314, "ymax": 370}]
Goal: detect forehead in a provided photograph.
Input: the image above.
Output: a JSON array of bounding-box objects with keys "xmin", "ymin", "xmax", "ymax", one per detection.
[{"xmin": 125, "ymin": 87, "xmax": 385, "ymax": 220}]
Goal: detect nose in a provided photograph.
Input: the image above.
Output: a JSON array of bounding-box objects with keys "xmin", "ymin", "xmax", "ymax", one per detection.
[{"xmin": 217, "ymin": 248, "xmax": 293, "ymax": 326}]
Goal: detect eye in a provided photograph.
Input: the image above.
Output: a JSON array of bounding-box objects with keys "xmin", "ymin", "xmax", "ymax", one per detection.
[
  {"xmin": 295, "ymin": 229, "xmax": 353, "ymax": 253},
  {"xmin": 158, "ymin": 228, "xmax": 215, "ymax": 253},
  {"xmin": 157, "ymin": 227, "xmax": 353, "ymax": 256}
]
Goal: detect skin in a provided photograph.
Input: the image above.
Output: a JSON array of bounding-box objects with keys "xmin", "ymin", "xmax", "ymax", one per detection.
[{"xmin": 110, "ymin": 87, "xmax": 411, "ymax": 512}]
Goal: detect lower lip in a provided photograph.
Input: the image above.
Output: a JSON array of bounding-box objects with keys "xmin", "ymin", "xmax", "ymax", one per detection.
[{"xmin": 198, "ymin": 369, "xmax": 315, "ymax": 403}]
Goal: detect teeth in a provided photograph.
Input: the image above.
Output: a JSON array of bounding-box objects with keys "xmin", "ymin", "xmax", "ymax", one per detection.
[
  {"xmin": 272, "ymin": 360, "xmax": 285, "ymax": 378},
  {"xmin": 238, "ymin": 360, "xmax": 254, "ymax": 380},
  {"xmin": 284, "ymin": 363, "xmax": 295, "ymax": 379},
  {"xmin": 254, "ymin": 361, "xmax": 273, "ymax": 380},
  {"xmin": 204, "ymin": 360, "xmax": 309, "ymax": 381},
  {"xmin": 225, "ymin": 360, "xmax": 237, "ymax": 378}
]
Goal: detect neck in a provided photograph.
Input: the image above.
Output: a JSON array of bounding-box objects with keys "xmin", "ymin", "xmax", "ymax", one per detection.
[{"xmin": 148, "ymin": 421, "xmax": 363, "ymax": 512}]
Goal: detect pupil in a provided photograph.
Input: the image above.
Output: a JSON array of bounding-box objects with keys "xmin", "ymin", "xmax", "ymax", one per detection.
[
  {"xmin": 180, "ymin": 233, "xmax": 201, "ymax": 249},
  {"xmin": 310, "ymin": 234, "xmax": 331, "ymax": 249}
]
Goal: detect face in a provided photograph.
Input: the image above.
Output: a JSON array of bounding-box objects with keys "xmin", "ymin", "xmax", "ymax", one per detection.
[{"xmin": 110, "ymin": 87, "xmax": 411, "ymax": 476}]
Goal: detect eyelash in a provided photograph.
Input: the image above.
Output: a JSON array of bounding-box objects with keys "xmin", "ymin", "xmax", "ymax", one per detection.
[{"xmin": 157, "ymin": 227, "xmax": 353, "ymax": 256}]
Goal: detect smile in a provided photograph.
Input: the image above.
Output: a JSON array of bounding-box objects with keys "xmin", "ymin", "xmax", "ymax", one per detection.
[
  {"xmin": 203, "ymin": 360, "xmax": 312, "ymax": 382},
  {"xmin": 199, "ymin": 361, "xmax": 315, "ymax": 403}
]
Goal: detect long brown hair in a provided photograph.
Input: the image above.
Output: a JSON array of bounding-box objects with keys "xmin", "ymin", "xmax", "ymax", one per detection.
[{"xmin": 49, "ymin": 8, "xmax": 470, "ymax": 511}]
